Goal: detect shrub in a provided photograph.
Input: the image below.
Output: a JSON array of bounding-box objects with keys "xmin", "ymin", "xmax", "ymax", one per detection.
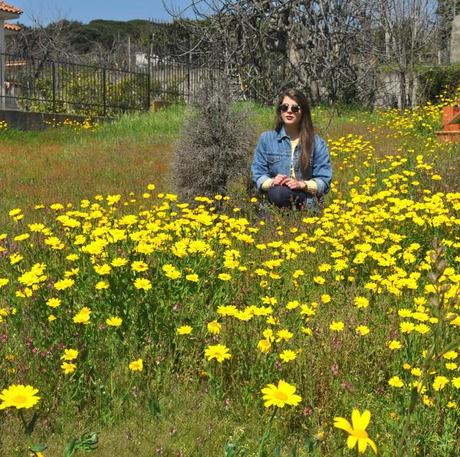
[
  {"xmin": 417, "ymin": 64, "xmax": 460, "ymax": 104},
  {"xmin": 173, "ymin": 79, "xmax": 255, "ymax": 200}
]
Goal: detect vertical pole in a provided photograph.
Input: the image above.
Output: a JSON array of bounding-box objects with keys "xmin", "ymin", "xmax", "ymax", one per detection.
[
  {"xmin": 52, "ymin": 61, "xmax": 56, "ymax": 113},
  {"xmin": 147, "ymin": 34, "xmax": 152, "ymax": 111},
  {"xmin": 128, "ymin": 35, "xmax": 131, "ymax": 72},
  {"xmin": 0, "ymin": 22, "xmax": 5, "ymax": 110},
  {"xmin": 102, "ymin": 67, "xmax": 107, "ymax": 116},
  {"xmin": 187, "ymin": 37, "xmax": 192, "ymax": 103}
]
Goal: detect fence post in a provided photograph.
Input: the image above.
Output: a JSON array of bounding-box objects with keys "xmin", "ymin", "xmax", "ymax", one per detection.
[
  {"xmin": 52, "ymin": 61, "xmax": 56, "ymax": 113},
  {"xmin": 102, "ymin": 67, "xmax": 107, "ymax": 117},
  {"xmin": 147, "ymin": 48, "xmax": 151, "ymax": 111}
]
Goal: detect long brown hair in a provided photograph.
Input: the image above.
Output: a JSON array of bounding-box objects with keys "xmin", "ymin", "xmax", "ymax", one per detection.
[{"xmin": 275, "ymin": 88, "xmax": 314, "ymax": 174}]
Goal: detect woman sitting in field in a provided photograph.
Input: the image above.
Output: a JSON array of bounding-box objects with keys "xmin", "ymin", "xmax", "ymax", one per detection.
[{"xmin": 251, "ymin": 88, "xmax": 332, "ymax": 210}]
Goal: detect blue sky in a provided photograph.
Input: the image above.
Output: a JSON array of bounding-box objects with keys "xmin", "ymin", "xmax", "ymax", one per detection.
[{"xmin": 9, "ymin": 0, "xmax": 195, "ymax": 26}]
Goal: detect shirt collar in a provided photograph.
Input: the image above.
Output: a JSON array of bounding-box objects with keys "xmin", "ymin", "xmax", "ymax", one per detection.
[{"xmin": 276, "ymin": 126, "xmax": 290, "ymax": 141}]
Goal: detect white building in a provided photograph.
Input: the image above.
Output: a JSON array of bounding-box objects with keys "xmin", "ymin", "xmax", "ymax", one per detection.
[{"xmin": 0, "ymin": 1, "xmax": 22, "ymax": 109}]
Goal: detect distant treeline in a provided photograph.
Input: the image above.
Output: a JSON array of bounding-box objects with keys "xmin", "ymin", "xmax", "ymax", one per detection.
[{"xmin": 8, "ymin": 18, "xmax": 208, "ymax": 65}]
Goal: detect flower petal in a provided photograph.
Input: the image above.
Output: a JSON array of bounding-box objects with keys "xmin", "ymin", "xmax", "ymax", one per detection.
[
  {"xmin": 368, "ymin": 438, "xmax": 378, "ymax": 454},
  {"xmin": 358, "ymin": 437, "xmax": 368, "ymax": 454},
  {"xmin": 334, "ymin": 417, "xmax": 353, "ymax": 434},
  {"xmin": 347, "ymin": 435, "xmax": 358, "ymax": 450}
]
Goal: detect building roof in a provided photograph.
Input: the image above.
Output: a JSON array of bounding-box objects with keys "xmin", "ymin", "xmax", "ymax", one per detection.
[
  {"xmin": 5, "ymin": 21, "xmax": 21, "ymax": 31},
  {"xmin": 0, "ymin": 2, "xmax": 22, "ymax": 15}
]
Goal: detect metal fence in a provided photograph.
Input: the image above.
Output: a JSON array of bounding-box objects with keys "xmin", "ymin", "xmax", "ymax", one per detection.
[{"xmin": 0, "ymin": 52, "xmax": 223, "ymax": 117}]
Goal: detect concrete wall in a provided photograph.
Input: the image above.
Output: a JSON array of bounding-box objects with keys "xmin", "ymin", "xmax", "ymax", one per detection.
[
  {"xmin": 0, "ymin": 109, "xmax": 108, "ymax": 130},
  {"xmin": 451, "ymin": 15, "xmax": 460, "ymax": 64},
  {"xmin": 374, "ymin": 71, "xmax": 418, "ymax": 109}
]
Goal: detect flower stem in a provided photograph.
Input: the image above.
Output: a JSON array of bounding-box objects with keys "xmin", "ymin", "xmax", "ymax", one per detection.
[{"xmin": 257, "ymin": 409, "xmax": 277, "ymax": 457}]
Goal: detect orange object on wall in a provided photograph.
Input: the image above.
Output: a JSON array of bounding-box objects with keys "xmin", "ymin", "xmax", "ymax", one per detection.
[
  {"xmin": 435, "ymin": 99, "xmax": 460, "ymax": 142},
  {"xmin": 442, "ymin": 106, "xmax": 460, "ymax": 131}
]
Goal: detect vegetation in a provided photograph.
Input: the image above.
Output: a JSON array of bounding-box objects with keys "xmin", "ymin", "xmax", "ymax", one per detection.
[
  {"xmin": 173, "ymin": 81, "xmax": 256, "ymax": 200},
  {"xmin": 0, "ymin": 98, "xmax": 459, "ymax": 456}
]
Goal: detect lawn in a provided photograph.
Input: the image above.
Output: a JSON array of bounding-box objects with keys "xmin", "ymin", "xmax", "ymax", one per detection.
[{"xmin": 0, "ymin": 99, "xmax": 459, "ymax": 457}]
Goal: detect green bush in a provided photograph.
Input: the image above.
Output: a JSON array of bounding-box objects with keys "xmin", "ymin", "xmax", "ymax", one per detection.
[{"xmin": 417, "ymin": 63, "xmax": 460, "ymax": 103}]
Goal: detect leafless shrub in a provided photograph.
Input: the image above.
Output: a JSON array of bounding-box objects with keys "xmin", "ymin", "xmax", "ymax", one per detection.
[{"xmin": 173, "ymin": 79, "xmax": 255, "ymax": 201}]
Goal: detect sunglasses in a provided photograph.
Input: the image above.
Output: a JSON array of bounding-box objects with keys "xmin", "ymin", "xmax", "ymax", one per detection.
[{"xmin": 279, "ymin": 103, "xmax": 301, "ymax": 113}]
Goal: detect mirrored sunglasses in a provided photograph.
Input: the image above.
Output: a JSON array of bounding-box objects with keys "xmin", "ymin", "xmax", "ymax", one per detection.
[{"xmin": 279, "ymin": 103, "xmax": 301, "ymax": 113}]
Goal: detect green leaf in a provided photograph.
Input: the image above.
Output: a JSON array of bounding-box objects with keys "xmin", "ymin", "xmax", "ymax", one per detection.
[
  {"xmin": 29, "ymin": 444, "xmax": 47, "ymax": 453},
  {"xmin": 148, "ymin": 397, "xmax": 161, "ymax": 418}
]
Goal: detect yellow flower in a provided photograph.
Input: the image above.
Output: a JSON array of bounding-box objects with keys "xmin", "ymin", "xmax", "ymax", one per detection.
[
  {"xmin": 162, "ymin": 264, "xmax": 182, "ymax": 279},
  {"xmin": 388, "ymin": 376, "xmax": 404, "ymax": 388},
  {"xmin": 257, "ymin": 339, "xmax": 272, "ymax": 353},
  {"xmin": 261, "ymin": 380, "xmax": 302, "ymax": 408},
  {"xmin": 131, "ymin": 261, "xmax": 148, "ymax": 272},
  {"xmin": 134, "ymin": 278, "xmax": 152, "ymax": 291},
  {"xmin": 95, "ymin": 280, "xmax": 109, "ymax": 290},
  {"xmin": 279, "ymin": 349, "xmax": 297, "ymax": 363},
  {"xmin": 354, "ymin": 296, "xmax": 369, "ymax": 308},
  {"xmin": 443, "ymin": 351, "xmax": 458, "ymax": 360},
  {"xmin": 54, "ymin": 278, "xmax": 75, "ymax": 291},
  {"xmin": 111, "ymin": 257, "xmax": 128, "ymax": 267},
  {"xmin": 207, "ymin": 320, "xmax": 221, "ymax": 334},
  {"xmin": 329, "ymin": 321, "xmax": 345, "ymax": 332},
  {"xmin": 61, "ymin": 349, "xmax": 78, "ymax": 361},
  {"xmin": 72, "ymin": 307, "xmax": 91, "ymax": 324},
  {"xmin": 177, "ymin": 325, "xmax": 193, "ymax": 335},
  {"xmin": 313, "ymin": 276, "xmax": 325, "ymax": 285},
  {"xmin": 204, "ymin": 344, "xmax": 232, "ymax": 363},
  {"xmin": 46, "ymin": 298, "xmax": 61, "ymax": 308},
  {"xmin": 186, "ymin": 273, "xmax": 199, "ymax": 282},
  {"xmin": 129, "ymin": 359, "xmax": 143, "ymax": 372},
  {"xmin": 400, "ymin": 322, "xmax": 415, "ymax": 333},
  {"xmin": 61, "ymin": 362, "xmax": 76, "ymax": 374},
  {"xmin": 276, "ymin": 329, "xmax": 294, "ymax": 342},
  {"xmin": 432, "ymin": 376, "xmax": 449, "ymax": 391},
  {"xmin": 218, "ymin": 273, "xmax": 232, "ymax": 281},
  {"xmin": 388, "ymin": 340, "xmax": 402, "ymax": 350},
  {"xmin": 356, "ymin": 325, "xmax": 370, "ymax": 336},
  {"xmin": 106, "ymin": 316, "xmax": 123, "ymax": 327},
  {"xmin": 0, "ymin": 384, "xmax": 40, "ymax": 410},
  {"xmin": 94, "ymin": 264, "xmax": 111, "ymax": 275},
  {"xmin": 334, "ymin": 409, "xmax": 377, "ymax": 454}
]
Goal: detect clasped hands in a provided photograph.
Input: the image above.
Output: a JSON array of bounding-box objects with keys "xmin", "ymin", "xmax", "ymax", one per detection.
[{"xmin": 272, "ymin": 174, "xmax": 306, "ymax": 190}]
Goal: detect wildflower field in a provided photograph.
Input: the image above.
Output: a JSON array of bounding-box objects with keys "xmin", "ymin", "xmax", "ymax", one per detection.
[{"xmin": 0, "ymin": 98, "xmax": 459, "ymax": 456}]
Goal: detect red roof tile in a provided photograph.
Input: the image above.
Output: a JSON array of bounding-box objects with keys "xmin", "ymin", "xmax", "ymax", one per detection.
[
  {"xmin": 0, "ymin": 2, "xmax": 22, "ymax": 15},
  {"xmin": 5, "ymin": 21, "xmax": 21, "ymax": 31}
]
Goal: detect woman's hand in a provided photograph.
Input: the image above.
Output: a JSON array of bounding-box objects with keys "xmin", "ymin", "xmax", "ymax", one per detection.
[
  {"xmin": 272, "ymin": 174, "xmax": 288, "ymax": 186},
  {"xmin": 284, "ymin": 178, "xmax": 306, "ymax": 190}
]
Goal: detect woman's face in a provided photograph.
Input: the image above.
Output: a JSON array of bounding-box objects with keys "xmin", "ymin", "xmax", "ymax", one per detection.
[{"xmin": 280, "ymin": 96, "xmax": 302, "ymax": 131}]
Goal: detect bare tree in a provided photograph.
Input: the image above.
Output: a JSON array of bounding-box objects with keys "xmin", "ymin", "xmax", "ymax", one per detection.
[
  {"xmin": 166, "ymin": 1, "xmax": 377, "ymax": 105},
  {"xmin": 367, "ymin": 0, "xmax": 437, "ymax": 110}
]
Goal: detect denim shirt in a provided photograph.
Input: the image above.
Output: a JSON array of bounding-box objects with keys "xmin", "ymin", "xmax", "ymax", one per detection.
[{"xmin": 251, "ymin": 127, "xmax": 332, "ymax": 197}]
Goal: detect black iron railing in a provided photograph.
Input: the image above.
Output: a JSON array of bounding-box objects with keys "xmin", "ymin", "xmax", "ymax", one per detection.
[{"xmin": 0, "ymin": 53, "xmax": 223, "ymax": 116}]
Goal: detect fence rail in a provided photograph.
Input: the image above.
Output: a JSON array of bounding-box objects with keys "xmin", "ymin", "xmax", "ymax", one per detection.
[{"xmin": 0, "ymin": 53, "xmax": 223, "ymax": 117}]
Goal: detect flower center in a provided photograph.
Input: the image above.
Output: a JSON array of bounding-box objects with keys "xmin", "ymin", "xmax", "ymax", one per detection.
[
  {"xmin": 275, "ymin": 391, "xmax": 288, "ymax": 402},
  {"xmin": 13, "ymin": 395, "xmax": 27, "ymax": 405},
  {"xmin": 353, "ymin": 429, "xmax": 368, "ymax": 440}
]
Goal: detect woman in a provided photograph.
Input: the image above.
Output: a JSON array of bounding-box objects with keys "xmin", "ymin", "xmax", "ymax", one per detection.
[{"xmin": 251, "ymin": 88, "xmax": 332, "ymax": 210}]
